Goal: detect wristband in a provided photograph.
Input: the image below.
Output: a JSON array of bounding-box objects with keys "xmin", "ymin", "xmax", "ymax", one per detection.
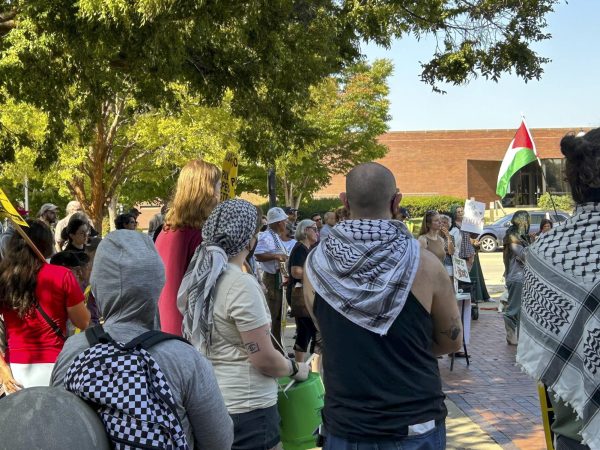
[{"xmin": 289, "ymin": 359, "xmax": 299, "ymax": 376}]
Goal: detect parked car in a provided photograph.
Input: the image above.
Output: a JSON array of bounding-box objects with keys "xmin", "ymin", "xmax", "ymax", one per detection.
[{"xmin": 477, "ymin": 210, "xmax": 571, "ymax": 253}]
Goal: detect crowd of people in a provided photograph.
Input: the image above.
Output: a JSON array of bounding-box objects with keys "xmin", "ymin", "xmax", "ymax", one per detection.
[{"xmin": 0, "ymin": 127, "xmax": 598, "ymax": 450}]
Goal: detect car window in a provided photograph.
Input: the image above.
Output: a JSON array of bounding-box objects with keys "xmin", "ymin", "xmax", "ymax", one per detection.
[
  {"xmin": 551, "ymin": 214, "xmax": 569, "ymax": 222},
  {"xmin": 530, "ymin": 213, "xmax": 543, "ymax": 225},
  {"xmin": 494, "ymin": 216, "xmax": 511, "ymax": 226}
]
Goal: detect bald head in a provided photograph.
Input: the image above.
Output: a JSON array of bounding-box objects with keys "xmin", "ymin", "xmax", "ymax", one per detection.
[{"xmin": 344, "ymin": 163, "xmax": 398, "ymax": 218}]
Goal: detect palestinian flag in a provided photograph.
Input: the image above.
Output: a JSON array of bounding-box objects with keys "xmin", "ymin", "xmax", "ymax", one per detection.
[{"xmin": 496, "ymin": 121, "xmax": 538, "ymax": 198}]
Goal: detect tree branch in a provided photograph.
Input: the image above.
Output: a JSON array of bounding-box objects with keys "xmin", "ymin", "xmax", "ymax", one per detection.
[{"xmin": 0, "ymin": 9, "xmax": 17, "ymax": 37}]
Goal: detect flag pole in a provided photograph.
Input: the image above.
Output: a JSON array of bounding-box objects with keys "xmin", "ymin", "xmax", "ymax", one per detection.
[{"xmin": 522, "ymin": 116, "xmax": 560, "ymax": 218}]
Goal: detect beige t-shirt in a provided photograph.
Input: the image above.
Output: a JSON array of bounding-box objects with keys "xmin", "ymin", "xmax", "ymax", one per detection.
[{"xmin": 209, "ymin": 264, "xmax": 277, "ymax": 414}]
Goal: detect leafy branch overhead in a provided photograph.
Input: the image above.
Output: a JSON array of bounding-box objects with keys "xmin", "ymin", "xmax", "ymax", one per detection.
[
  {"xmin": 0, "ymin": 1, "xmax": 559, "ymax": 162},
  {"xmin": 238, "ymin": 59, "xmax": 393, "ymax": 208},
  {"xmin": 0, "ymin": 0, "xmax": 560, "ymax": 226}
]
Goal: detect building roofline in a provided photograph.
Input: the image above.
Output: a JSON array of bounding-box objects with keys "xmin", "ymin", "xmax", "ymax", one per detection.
[{"xmin": 383, "ymin": 127, "xmax": 588, "ymax": 134}]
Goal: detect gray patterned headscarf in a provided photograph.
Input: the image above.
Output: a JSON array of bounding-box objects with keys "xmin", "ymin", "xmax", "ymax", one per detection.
[{"xmin": 177, "ymin": 199, "xmax": 259, "ymax": 352}]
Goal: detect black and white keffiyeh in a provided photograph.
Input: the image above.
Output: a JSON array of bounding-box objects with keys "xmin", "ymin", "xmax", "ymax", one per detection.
[
  {"xmin": 177, "ymin": 199, "xmax": 258, "ymax": 352},
  {"xmin": 305, "ymin": 219, "xmax": 420, "ymax": 335},
  {"xmin": 517, "ymin": 203, "xmax": 600, "ymax": 449}
]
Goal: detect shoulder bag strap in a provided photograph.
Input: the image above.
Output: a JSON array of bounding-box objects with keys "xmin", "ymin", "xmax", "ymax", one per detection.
[{"xmin": 36, "ymin": 304, "xmax": 66, "ymax": 341}]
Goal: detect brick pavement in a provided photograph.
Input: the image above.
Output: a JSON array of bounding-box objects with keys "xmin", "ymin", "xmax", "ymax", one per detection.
[{"xmin": 439, "ymin": 308, "xmax": 547, "ymax": 450}]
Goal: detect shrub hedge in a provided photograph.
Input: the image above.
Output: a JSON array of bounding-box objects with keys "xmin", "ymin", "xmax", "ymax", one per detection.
[
  {"xmin": 398, "ymin": 196, "xmax": 464, "ymax": 217},
  {"xmin": 537, "ymin": 192, "xmax": 574, "ymax": 212},
  {"xmin": 260, "ymin": 195, "xmax": 464, "ymax": 220}
]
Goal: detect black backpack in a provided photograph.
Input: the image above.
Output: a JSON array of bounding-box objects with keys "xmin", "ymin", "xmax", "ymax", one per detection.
[{"xmin": 64, "ymin": 325, "xmax": 190, "ymax": 449}]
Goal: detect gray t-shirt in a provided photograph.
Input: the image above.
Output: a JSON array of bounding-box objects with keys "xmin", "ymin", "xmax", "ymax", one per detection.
[{"xmin": 51, "ymin": 323, "xmax": 233, "ymax": 450}]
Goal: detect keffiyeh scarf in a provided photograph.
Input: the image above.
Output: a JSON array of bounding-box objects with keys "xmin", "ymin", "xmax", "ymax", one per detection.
[
  {"xmin": 177, "ymin": 199, "xmax": 258, "ymax": 353},
  {"xmin": 517, "ymin": 203, "xmax": 600, "ymax": 449},
  {"xmin": 305, "ymin": 219, "xmax": 420, "ymax": 335}
]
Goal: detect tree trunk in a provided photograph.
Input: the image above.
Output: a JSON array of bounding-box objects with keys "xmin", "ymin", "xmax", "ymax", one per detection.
[
  {"xmin": 78, "ymin": 98, "xmax": 125, "ymax": 235},
  {"xmin": 107, "ymin": 196, "xmax": 118, "ymax": 232},
  {"xmin": 282, "ymin": 178, "xmax": 292, "ymax": 207},
  {"xmin": 293, "ymin": 192, "xmax": 303, "ymax": 209}
]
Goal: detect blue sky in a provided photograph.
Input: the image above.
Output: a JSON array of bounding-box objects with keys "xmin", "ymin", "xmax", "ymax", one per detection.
[{"xmin": 363, "ymin": 0, "xmax": 600, "ymax": 131}]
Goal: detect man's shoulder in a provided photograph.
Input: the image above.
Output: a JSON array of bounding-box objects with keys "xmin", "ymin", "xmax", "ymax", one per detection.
[{"xmin": 413, "ymin": 247, "xmax": 443, "ymax": 280}]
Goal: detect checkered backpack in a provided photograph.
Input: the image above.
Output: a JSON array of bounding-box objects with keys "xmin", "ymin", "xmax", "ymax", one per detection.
[{"xmin": 64, "ymin": 325, "xmax": 190, "ymax": 450}]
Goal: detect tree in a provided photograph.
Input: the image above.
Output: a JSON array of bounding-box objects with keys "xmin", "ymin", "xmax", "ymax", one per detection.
[
  {"xmin": 0, "ymin": 0, "xmax": 359, "ymax": 229},
  {"xmin": 238, "ymin": 59, "xmax": 392, "ymax": 208},
  {"xmin": 1, "ymin": 0, "xmax": 561, "ymax": 226}
]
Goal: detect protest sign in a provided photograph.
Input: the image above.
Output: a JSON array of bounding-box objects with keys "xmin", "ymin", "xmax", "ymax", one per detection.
[
  {"xmin": 452, "ymin": 256, "xmax": 471, "ymax": 283},
  {"xmin": 0, "ymin": 187, "xmax": 28, "ymax": 227},
  {"xmin": 0, "ymin": 187, "xmax": 46, "ymax": 261},
  {"xmin": 220, "ymin": 151, "xmax": 238, "ymax": 202},
  {"xmin": 461, "ymin": 199, "xmax": 486, "ymax": 235}
]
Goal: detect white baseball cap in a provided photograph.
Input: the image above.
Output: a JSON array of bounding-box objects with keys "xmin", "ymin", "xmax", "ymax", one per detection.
[
  {"xmin": 266, "ymin": 207, "xmax": 288, "ymax": 225},
  {"xmin": 38, "ymin": 203, "xmax": 59, "ymax": 216}
]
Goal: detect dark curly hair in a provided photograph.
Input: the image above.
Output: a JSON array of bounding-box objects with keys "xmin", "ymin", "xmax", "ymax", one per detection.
[
  {"xmin": 560, "ymin": 128, "xmax": 600, "ymax": 203},
  {"xmin": 114, "ymin": 213, "xmax": 135, "ymax": 230},
  {"xmin": 0, "ymin": 220, "xmax": 54, "ymax": 317}
]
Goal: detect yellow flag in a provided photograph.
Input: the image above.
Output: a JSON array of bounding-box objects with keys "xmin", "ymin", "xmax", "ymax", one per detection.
[
  {"xmin": 220, "ymin": 151, "xmax": 239, "ymax": 202},
  {"xmin": 0, "ymin": 187, "xmax": 28, "ymax": 227}
]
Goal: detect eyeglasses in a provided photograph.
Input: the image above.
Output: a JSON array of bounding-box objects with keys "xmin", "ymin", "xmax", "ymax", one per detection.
[{"xmin": 314, "ymin": 218, "xmax": 322, "ymax": 222}]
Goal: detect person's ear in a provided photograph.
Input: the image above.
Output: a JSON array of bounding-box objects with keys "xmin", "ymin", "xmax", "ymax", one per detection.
[
  {"xmin": 391, "ymin": 192, "xmax": 402, "ymax": 213},
  {"xmin": 339, "ymin": 192, "xmax": 349, "ymax": 209}
]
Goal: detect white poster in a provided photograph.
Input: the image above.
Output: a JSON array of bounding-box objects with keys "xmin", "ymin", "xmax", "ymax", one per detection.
[
  {"xmin": 452, "ymin": 256, "xmax": 471, "ymax": 283},
  {"xmin": 461, "ymin": 199, "xmax": 486, "ymax": 234}
]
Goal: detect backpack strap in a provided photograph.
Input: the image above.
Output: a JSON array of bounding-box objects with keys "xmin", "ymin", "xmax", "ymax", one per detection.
[
  {"xmin": 85, "ymin": 324, "xmax": 114, "ymax": 346},
  {"xmin": 123, "ymin": 330, "xmax": 190, "ymax": 351}
]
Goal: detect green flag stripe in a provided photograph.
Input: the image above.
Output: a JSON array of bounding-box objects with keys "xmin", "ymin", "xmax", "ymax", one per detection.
[{"xmin": 496, "ymin": 148, "xmax": 537, "ymax": 198}]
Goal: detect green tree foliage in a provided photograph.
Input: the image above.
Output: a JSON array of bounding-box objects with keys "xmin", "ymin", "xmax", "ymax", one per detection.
[
  {"xmin": 239, "ymin": 59, "xmax": 393, "ymax": 207},
  {"xmin": 0, "ymin": 0, "xmax": 358, "ymax": 227},
  {"xmin": 0, "ymin": 0, "xmax": 561, "ymax": 227}
]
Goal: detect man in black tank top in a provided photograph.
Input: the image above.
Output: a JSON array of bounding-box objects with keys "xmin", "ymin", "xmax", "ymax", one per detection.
[{"xmin": 304, "ymin": 163, "xmax": 462, "ymax": 449}]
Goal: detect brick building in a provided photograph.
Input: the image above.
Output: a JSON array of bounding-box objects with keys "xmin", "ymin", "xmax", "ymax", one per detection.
[{"xmin": 316, "ymin": 127, "xmax": 583, "ymax": 206}]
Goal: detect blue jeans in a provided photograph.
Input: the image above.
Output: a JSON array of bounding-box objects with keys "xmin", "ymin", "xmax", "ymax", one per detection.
[{"xmin": 324, "ymin": 423, "xmax": 446, "ymax": 450}]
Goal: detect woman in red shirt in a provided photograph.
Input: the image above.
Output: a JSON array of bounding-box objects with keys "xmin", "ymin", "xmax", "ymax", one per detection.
[
  {"xmin": 155, "ymin": 159, "xmax": 221, "ymax": 335},
  {"xmin": 0, "ymin": 220, "xmax": 90, "ymax": 393}
]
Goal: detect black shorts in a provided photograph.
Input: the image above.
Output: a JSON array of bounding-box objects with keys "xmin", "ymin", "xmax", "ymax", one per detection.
[{"xmin": 231, "ymin": 404, "xmax": 280, "ymax": 450}]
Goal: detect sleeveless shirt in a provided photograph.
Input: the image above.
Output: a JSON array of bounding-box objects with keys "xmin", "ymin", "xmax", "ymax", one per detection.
[
  {"xmin": 313, "ymin": 292, "xmax": 447, "ymax": 440},
  {"xmin": 424, "ymin": 235, "xmax": 446, "ymax": 262}
]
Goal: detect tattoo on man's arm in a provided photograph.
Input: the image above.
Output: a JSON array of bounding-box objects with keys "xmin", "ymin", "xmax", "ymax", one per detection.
[
  {"xmin": 440, "ymin": 316, "xmax": 461, "ymax": 341},
  {"xmin": 245, "ymin": 342, "xmax": 260, "ymax": 353}
]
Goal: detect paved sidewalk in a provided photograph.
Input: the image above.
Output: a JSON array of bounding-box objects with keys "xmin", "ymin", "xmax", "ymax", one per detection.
[
  {"xmin": 445, "ymin": 398, "xmax": 503, "ymax": 449},
  {"xmin": 440, "ymin": 307, "xmax": 546, "ymax": 449}
]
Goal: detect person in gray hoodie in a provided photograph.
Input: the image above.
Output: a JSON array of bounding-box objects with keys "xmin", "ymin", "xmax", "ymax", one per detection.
[{"xmin": 50, "ymin": 230, "xmax": 233, "ymax": 450}]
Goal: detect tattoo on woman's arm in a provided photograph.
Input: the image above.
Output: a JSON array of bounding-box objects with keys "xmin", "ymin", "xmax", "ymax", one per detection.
[
  {"xmin": 245, "ymin": 342, "xmax": 260, "ymax": 353},
  {"xmin": 441, "ymin": 316, "xmax": 461, "ymax": 341}
]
